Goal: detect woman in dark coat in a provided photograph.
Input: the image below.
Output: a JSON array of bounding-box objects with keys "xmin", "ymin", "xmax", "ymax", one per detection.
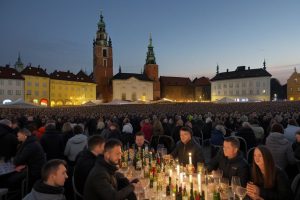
[{"xmin": 246, "ymin": 145, "xmax": 293, "ymax": 200}]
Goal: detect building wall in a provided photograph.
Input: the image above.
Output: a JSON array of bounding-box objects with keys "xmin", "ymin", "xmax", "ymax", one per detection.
[
  {"xmin": 112, "ymin": 78, "xmax": 153, "ymax": 101},
  {"xmin": 50, "ymin": 79, "xmax": 96, "ymax": 106},
  {"xmin": 195, "ymin": 85, "xmax": 211, "ymax": 101},
  {"xmin": 211, "ymin": 77, "xmax": 271, "ymax": 102},
  {"xmin": 0, "ymin": 79, "xmax": 24, "ymax": 104},
  {"xmin": 23, "ymin": 75, "xmax": 50, "ymax": 106},
  {"xmin": 287, "ymin": 72, "xmax": 300, "ymax": 101},
  {"xmin": 161, "ymin": 85, "xmax": 194, "ymax": 101},
  {"xmin": 144, "ymin": 64, "xmax": 160, "ymax": 100}
]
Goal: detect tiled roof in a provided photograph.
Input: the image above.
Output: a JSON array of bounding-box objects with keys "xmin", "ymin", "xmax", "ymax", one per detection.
[
  {"xmin": 21, "ymin": 65, "xmax": 49, "ymax": 77},
  {"xmin": 112, "ymin": 72, "xmax": 152, "ymax": 81},
  {"xmin": 76, "ymin": 70, "xmax": 95, "ymax": 83},
  {"xmin": 0, "ymin": 66, "xmax": 24, "ymax": 80},
  {"xmin": 193, "ymin": 77, "xmax": 211, "ymax": 86},
  {"xmin": 50, "ymin": 70, "xmax": 77, "ymax": 81},
  {"xmin": 160, "ymin": 76, "xmax": 193, "ymax": 86},
  {"xmin": 211, "ymin": 66, "xmax": 272, "ymax": 81}
]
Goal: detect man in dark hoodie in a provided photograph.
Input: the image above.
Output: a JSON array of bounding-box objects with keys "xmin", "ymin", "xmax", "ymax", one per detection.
[
  {"xmin": 23, "ymin": 159, "xmax": 68, "ymax": 200},
  {"xmin": 40, "ymin": 120, "xmax": 65, "ymax": 160},
  {"xmin": 84, "ymin": 139, "xmax": 137, "ymax": 200},
  {"xmin": 207, "ymin": 136, "xmax": 249, "ymax": 186},
  {"xmin": 74, "ymin": 135, "xmax": 105, "ymax": 194},
  {"xmin": 0, "ymin": 119, "xmax": 18, "ymax": 161}
]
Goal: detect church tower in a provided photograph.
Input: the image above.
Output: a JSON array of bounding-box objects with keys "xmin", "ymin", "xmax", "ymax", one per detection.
[
  {"xmin": 144, "ymin": 34, "xmax": 160, "ymax": 100},
  {"xmin": 93, "ymin": 12, "xmax": 113, "ymax": 102}
]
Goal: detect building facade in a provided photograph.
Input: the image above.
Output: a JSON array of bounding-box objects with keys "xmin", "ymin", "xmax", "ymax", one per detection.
[
  {"xmin": 160, "ymin": 76, "xmax": 195, "ymax": 101},
  {"xmin": 287, "ymin": 68, "xmax": 300, "ymax": 101},
  {"xmin": 193, "ymin": 77, "xmax": 211, "ymax": 101},
  {"xmin": 50, "ymin": 70, "xmax": 96, "ymax": 106},
  {"xmin": 93, "ymin": 13, "xmax": 113, "ymax": 102},
  {"xmin": 0, "ymin": 66, "xmax": 24, "ymax": 104},
  {"xmin": 112, "ymin": 71, "xmax": 153, "ymax": 101},
  {"xmin": 211, "ymin": 63, "xmax": 271, "ymax": 102},
  {"xmin": 21, "ymin": 65, "xmax": 50, "ymax": 106}
]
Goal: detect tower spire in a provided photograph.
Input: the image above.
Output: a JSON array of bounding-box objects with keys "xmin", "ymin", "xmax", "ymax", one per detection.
[
  {"xmin": 119, "ymin": 65, "xmax": 122, "ymax": 73},
  {"xmin": 263, "ymin": 59, "xmax": 266, "ymax": 70},
  {"xmin": 145, "ymin": 33, "xmax": 156, "ymax": 64},
  {"xmin": 15, "ymin": 52, "xmax": 24, "ymax": 72},
  {"xmin": 216, "ymin": 64, "xmax": 219, "ymax": 74}
]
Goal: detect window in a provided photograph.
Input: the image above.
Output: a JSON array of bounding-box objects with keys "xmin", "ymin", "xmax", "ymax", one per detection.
[
  {"xmin": 35, "ymin": 82, "xmax": 39, "ymax": 87},
  {"xmin": 0, "ymin": 89, "xmax": 4, "ymax": 95},
  {"xmin": 8, "ymin": 80, "xmax": 12, "ymax": 85},
  {"xmin": 242, "ymin": 90, "xmax": 246, "ymax": 95},
  {"xmin": 43, "ymin": 83, "xmax": 47, "ymax": 88},
  {"xmin": 290, "ymin": 88, "xmax": 293, "ymax": 92},
  {"xmin": 27, "ymin": 90, "xmax": 31, "ymax": 95},
  {"xmin": 16, "ymin": 90, "xmax": 21, "ymax": 95},
  {"xmin": 7, "ymin": 90, "xmax": 13, "ymax": 95},
  {"xmin": 35, "ymin": 91, "xmax": 39, "ymax": 96},
  {"xmin": 43, "ymin": 91, "xmax": 47, "ymax": 96},
  {"xmin": 236, "ymin": 90, "xmax": 239, "ymax": 95},
  {"xmin": 218, "ymin": 91, "xmax": 220, "ymax": 95},
  {"xmin": 229, "ymin": 90, "xmax": 233, "ymax": 95},
  {"xmin": 223, "ymin": 84, "xmax": 227, "ymax": 88},
  {"xmin": 249, "ymin": 81, "xmax": 253, "ymax": 87},
  {"xmin": 121, "ymin": 93, "xmax": 126, "ymax": 100},
  {"xmin": 103, "ymin": 49, "xmax": 107, "ymax": 57},
  {"xmin": 256, "ymin": 90, "xmax": 260, "ymax": 95},
  {"xmin": 0, "ymin": 80, "xmax": 4, "ymax": 85},
  {"xmin": 229, "ymin": 83, "xmax": 233, "ymax": 88},
  {"xmin": 27, "ymin": 81, "xmax": 31, "ymax": 86},
  {"xmin": 131, "ymin": 92, "xmax": 137, "ymax": 101},
  {"xmin": 242, "ymin": 82, "xmax": 246, "ymax": 87},
  {"xmin": 16, "ymin": 80, "xmax": 21, "ymax": 86},
  {"xmin": 104, "ymin": 59, "xmax": 107, "ymax": 67},
  {"xmin": 256, "ymin": 81, "xmax": 260, "ymax": 87},
  {"xmin": 249, "ymin": 90, "xmax": 253, "ymax": 95},
  {"xmin": 218, "ymin": 84, "xmax": 221, "ymax": 89},
  {"xmin": 235, "ymin": 83, "xmax": 239, "ymax": 88}
]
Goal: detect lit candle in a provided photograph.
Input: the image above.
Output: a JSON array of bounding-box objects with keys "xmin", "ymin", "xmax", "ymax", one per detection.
[
  {"xmin": 169, "ymin": 169, "xmax": 173, "ymax": 177},
  {"xmin": 198, "ymin": 173, "xmax": 202, "ymax": 192},
  {"xmin": 189, "ymin": 174, "xmax": 193, "ymax": 183},
  {"xmin": 176, "ymin": 164, "xmax": 180, "ymax": 177},
  {"xmin": 180, "ymin": 172, "xmax": 183, "ymax": 184},
  {"xmin": 189, "ymin": 152, "xmax": 192, "ymax": 165}
]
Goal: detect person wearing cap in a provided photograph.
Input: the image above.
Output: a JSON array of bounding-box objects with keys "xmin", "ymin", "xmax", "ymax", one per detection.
[{"xmin": 169, "ymin": 126, "xmax": 205, "ymax": 167}]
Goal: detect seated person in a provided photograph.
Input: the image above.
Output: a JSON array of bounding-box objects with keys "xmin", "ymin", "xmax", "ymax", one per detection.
[
  {"xmin": 246, "ymin": 145, "xmax": 293, "ymax": 200},
  {"xmin": 169, "ymin": 126, "xmax": 205, "ymax": 167},
  {"xmin": 292, "ymin": 130, "xmax": 300, "ymax": 160},
  {"xmin": 133, "ymin": 131, "xmax": 149, "ymax": 150},
  {"xmin": 74, "ymin": 135, "xmax": 105, "ymax": 194},
  {"xmin": 207, "ymin": 137, "xmax": 249, "ymax": 186},
  {"xmin": 84, "ymin": 139, "xmax": 137, "ymax": 200},
  {"xmin": 23, "ymin": 159, "xmax": 68, "ymax": 200}
]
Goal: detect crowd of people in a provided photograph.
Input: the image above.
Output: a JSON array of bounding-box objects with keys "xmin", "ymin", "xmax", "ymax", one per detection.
[{"xmin": 0, "ymin": 101, "xmax": 300, "ymax": 200}]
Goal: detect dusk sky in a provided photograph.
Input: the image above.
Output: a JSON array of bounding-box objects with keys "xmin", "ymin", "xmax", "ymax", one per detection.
[{"xmin": 0, "ymin": 0, "xmax": 299, "ymax": 84}]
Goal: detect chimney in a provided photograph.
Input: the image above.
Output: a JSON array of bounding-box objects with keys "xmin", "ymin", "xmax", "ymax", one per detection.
[
  {"xmin": 226, "ymin": 69, "xmax": 229, "ymax": 72},
  {"xmin": 248, "ymin": 67, "xmax": 250, "ymax": 70}
]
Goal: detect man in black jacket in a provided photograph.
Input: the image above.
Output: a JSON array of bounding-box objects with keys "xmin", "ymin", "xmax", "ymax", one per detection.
[
  {"xmin": 207, "ymin": 136, "xmax": 249, "ymax": 186},
  {"xmin": 40, "ymin": 120, "xmax": 65, "ymax": 160},
  {"xmin": 0, "ymin": 119, "xmax": 18, "ymax": 161},
  {"xmin": 170, "ymin": 126, "xmax": 205, "ymax": 167},
  {"xmin": 74, "ymin": 135, "xmax": 105, "ymax": 194},
  {"xmin": 84, "ymin": 139, "xmax": 137, "ymax": 200}
]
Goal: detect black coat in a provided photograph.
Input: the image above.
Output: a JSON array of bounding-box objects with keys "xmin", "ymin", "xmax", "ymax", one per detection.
[
  {"xmin": 74, "ymin": 150, "xmax": 97, "ymax": 194},
  {"xmin": 171, "ymin": 139, "xmax": 205, "ymax": 167},
  {"xmin": 84, "ymin": 156, "xmax": 135, "ymax": 200},
  {"xmin": 252, "ymin": 167, "xmax": 293, "ymax": 200},
  {"xmin": 236, "ymin": 127, "xmax": 257, "ymax": 150},
  {"xmin": 14, "ymin": 136, "xmax": 46, "ymax": 181},
  {"xmin": 208, "ymin": 150, "xmax": 249, "ymax": 186},
  {"xmin": 0, "ymin": 123, "xmax": 18, "ymax": 161},
  {"xmin": 40, "ymin": 128, "xmax": 64, "ymax": 160}
]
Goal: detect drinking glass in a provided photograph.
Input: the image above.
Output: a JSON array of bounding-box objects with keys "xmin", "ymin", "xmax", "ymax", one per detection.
[
  {"xmin": 212, "ymin": 169, "xmax": 223, "ymax": 184},
  {"xmin": 231, "ymin": 176, "xmax": 241, "ymax": 200},
  {"xmin": 235, "ymin": 186, "xmax": 247, "ymax": 200},
  {"xmin": 197, "ymin": 162, "xmax": 204, "ymax": 173}
]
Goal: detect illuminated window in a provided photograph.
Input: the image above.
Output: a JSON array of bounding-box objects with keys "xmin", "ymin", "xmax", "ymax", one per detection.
[{"xmin": 33, "ymin": 99, "xmax": 39, "ymax": 104}]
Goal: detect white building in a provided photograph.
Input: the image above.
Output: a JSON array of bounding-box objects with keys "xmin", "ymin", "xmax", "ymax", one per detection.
[
  {"xmin": 0, "ymin": 66, "xmax": 25, "ymax": 104},
  {"xmin": 211, "ymin": 64, "xmax": 271, "ymax": 102},
  {"xmin": 112, "ymin": 72, "xmax": 153, "ymax": 101}
]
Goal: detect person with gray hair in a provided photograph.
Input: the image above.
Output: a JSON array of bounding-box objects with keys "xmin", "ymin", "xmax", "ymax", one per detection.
[
  {"xmin": 236, "ymin": 121, "xmax": 257, "ymax": 150},
  {"xmin": 0, "ymin": 119, "xmax": 18, "ymax": 161}
]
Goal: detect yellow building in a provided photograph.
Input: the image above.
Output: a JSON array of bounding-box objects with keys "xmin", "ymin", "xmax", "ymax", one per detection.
[
  {"xmin": 50, "ymin": 70, "xmax": 96, "ymax": 107},
  {"xmin": 287, "ymin": 68, "xmax": 300, "ymax": 101},
  {"xmin": 21, "ymin": 65, "xmax": 50, "ymax": 106}
]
